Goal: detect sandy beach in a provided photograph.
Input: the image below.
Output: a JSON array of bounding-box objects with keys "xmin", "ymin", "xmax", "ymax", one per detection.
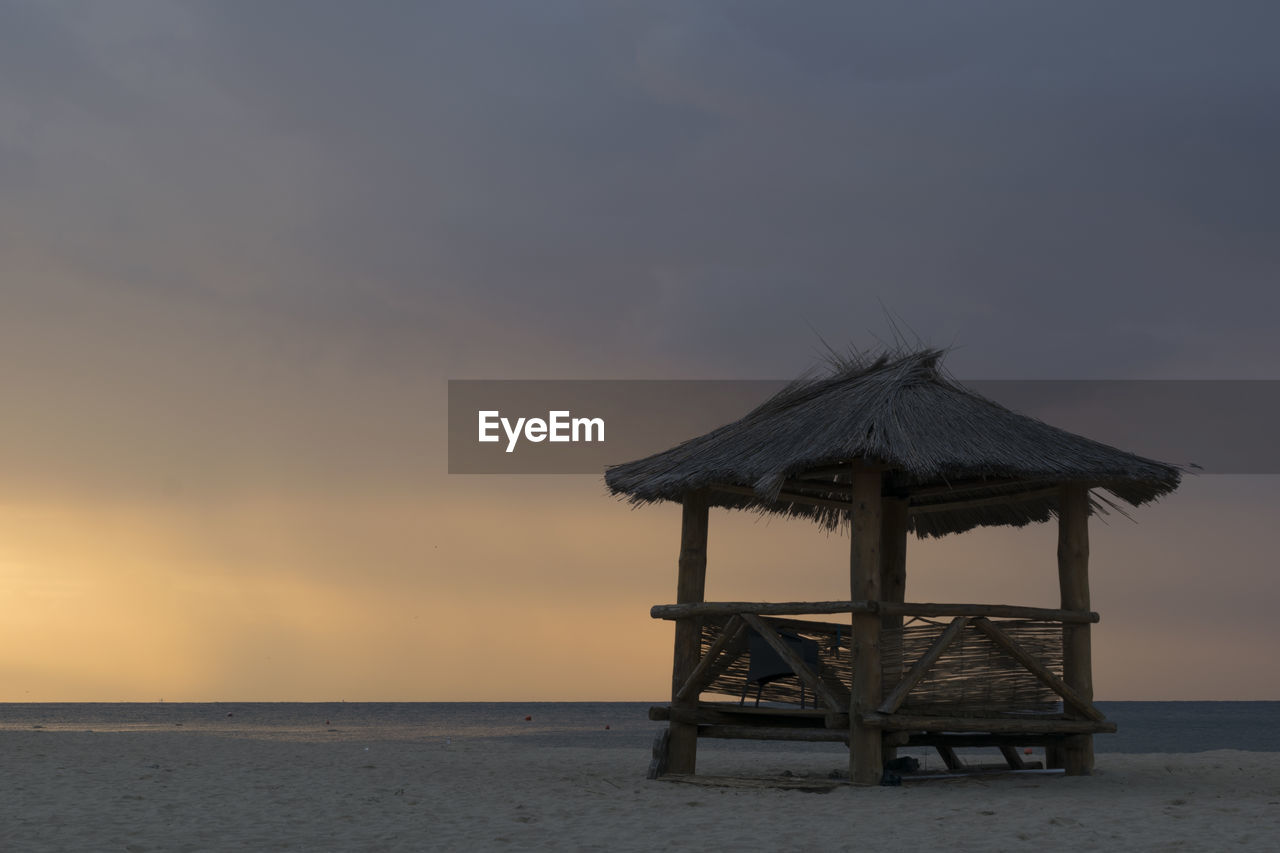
[{"xmin": 1, "ymin": 731, "xmax": 1276, "ymax": 852}]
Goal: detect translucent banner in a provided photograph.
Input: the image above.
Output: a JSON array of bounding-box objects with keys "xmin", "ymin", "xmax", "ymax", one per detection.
[{"xmin": 447, "ymin": 380, "xmax": 1280, "ymax": 475}]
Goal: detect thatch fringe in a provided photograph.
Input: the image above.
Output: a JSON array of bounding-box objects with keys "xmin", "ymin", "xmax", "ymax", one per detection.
[{"xmin": 605, "ymin": 348, "xmax": 1181, "ymax": 537}]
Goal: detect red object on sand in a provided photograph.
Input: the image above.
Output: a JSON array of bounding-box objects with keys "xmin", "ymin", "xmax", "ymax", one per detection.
[{"xmin": 525, "ymin": 715, "xmax": 532, "ymax": 721}]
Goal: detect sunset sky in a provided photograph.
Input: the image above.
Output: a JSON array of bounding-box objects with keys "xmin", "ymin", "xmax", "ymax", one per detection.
[{"xmin": 2, "ymin": 2, "xmax": 1277, "ymax": 701}]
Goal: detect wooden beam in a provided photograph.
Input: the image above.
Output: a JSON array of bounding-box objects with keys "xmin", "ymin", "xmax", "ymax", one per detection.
[
  {"xmin": 936, "ymin": 746, "xmax": 964, "ymax": 770},
  {"xmin": 879, "ymin": 496, "xmax": 908, "ymax": 763},
  {"xmin": 667, "ymin": 490, "xmax": 709, "ymax": 775},
  {"xmin": 653, "ymin": 600, "xmax": 1096, "ymax": 622},
  {"xmin": 825, "ymin": 712, "xmax": 850, "ymax": 730},
  {"xmin": 740, "ymin": 613, "xmax": 844, "ymax": 712},
  {"xmin": 781, "ymin": 478, "xmax": 853, "ymax": 500},
  {"xmin": 1058, "ymin": 483, "xmax": 1095, "ymax": 775},
  {"xmin": 674, "ymin": 615, "xmax": 745, "ymax": 703},
  {"xmin": 879, "ymin": 498, "xmax": 909, "ymax": 627},
  {"xmin": 907, "ymin": 733, "xmax": 1068, "ymax": 748},
  {"xmin": 880, "ymin": 602, "xmax": 1098, "ymax": 623},
  {"xmin": 969, "ymin": 617, "xmax": 1104, "ymax": 722},
  {"xmin": 656, "ymin": 703, "xmax": 852, "ymax": 733},
  {"xmin": 697, "ymin": 725, "xmax": 849, "ymax": 743},
  {"xmin": 793, "ymin": 464, "xmax": 857, "ymax": 479},
  {"xmin": 652, "ymin": 600, "xmax": 877, "ymax": 620},
  {"xmin": 909, "ymin": 487, "xmax": 1059, "ymax": 515},
  {"xmin": 849, "ymin": 466, "xmax": 884, "ymax": 786},
  {"xmin": 895, "ymin": 478, "xmax": 1035, "ymax": 500},
  {"xmin": 863, "ymin": 713, "xmax": 1117, "ymax": 735},
  {"xmin": 710, "ymin": 482, "xmax": 854, "ymax": 513},
  {"xmin": 999, "ymin": 745, "xmax": 1028, "ymax": 770},
  {"xmin": 876, "ymin": 616, "xmax": 968, "ymax": 715}
]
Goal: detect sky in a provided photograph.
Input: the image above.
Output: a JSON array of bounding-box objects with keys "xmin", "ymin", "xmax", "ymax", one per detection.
[{"xmin": 1, "ymin": 1, "xmax": 1278, "ymax": 701}]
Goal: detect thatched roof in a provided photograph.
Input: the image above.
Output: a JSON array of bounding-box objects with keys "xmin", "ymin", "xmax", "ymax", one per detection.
[{"xmin": 604, "ymin": 349, "xmax": 1181, "ymax": 537}]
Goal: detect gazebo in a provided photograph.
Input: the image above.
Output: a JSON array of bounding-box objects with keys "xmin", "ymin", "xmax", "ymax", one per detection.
[{"xmin": 605, "ymin": 349, "xmax": 1180, "ymax": 785}]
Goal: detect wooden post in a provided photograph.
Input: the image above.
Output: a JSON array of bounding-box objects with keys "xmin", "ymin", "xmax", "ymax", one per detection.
[
  {"xmin": 668, "ymin": 490, "xmax": 709, "ymax": 775},
  {"xmin": 879, "ymin": 498, "xmax": 908, "ymax": 625},
  {"xmin": 879, "ymin": 497, "xmax": 908, "ymax": 762},
  {"xmin": 849, "ymin": 465, "xmax": 884, "ymax": 785},
  {"xmin": 1057, "ymin": 484, "xmax": 1094, "ymax": 775}
]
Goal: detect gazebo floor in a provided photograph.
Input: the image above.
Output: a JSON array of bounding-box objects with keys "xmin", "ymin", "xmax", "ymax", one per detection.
[
  {"xmin": 660, "ymin": 773, "xmax": 846, "ymax": 793},
  {"xmin": 658, "ymin": 765, "xmax": 1066, "ymax": 790},
  {"xmin": 649, "ymin": 702, "xmax": 840, "ymax": 729},
  {"xmin": 645, "ymin": 707, "xmax": 1092, "ymax": 780},
  {"xmin": 649, "ymin": 702, "xmax": 1115, "ymax": 736}
]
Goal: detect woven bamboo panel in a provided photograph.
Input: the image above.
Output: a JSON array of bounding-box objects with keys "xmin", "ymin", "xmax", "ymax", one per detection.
[
  {"xmin": 696, "ymin": 616, "xmax": 850, "ymax": 708},
  {"xmin": 883, "ymin": 619, "xmax": 1062, "ymax": 716},
  {"xmin": 696, "ymin": 616, "xmax": 1062, "ymax": 716}
]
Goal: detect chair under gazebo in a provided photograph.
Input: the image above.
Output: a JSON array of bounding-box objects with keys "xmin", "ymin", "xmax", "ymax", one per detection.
[{"xmin": 605, "ymin": 349, "xmax": 1180, "ymax": 785}]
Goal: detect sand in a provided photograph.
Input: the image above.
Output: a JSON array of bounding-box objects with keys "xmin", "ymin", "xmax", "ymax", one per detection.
[{"xmin": 1, "ymin": 732, "xmax": 1277, "ymax": 851}]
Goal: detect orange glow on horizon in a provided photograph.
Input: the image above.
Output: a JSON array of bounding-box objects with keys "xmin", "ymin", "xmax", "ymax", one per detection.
[{"xmin": 0, "ymin": 477, "xmax": 1276, "ymax": 701}]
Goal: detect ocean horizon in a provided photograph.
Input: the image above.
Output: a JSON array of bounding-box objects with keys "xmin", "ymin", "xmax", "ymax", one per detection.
[{"xmin": 2, "ymin": 701, "xmax": 1277, "ymax": 755}]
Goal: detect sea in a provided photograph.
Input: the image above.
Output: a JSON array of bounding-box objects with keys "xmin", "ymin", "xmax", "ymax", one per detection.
[{"xmin": 1, "ymin": 702, "xmax": 1277, "ymax": 756}]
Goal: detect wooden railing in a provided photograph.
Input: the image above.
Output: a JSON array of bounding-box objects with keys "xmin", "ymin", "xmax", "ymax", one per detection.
[
  {"xmin": 652, "ymin": 600, "xmax": 1113, "ymax": 737},
  {"xmin": 650, "ymin": 600, "xmax": 1099, "ymax": 623}
]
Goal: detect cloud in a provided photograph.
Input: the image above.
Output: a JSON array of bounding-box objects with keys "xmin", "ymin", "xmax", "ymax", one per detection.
[
  {"xmin": 8, "ymin": 1, "xmax": 1278, "ymax": 378},
  {"xmin": 1, "ymin": 1, "xmax": 1277, "ymax": 698}
]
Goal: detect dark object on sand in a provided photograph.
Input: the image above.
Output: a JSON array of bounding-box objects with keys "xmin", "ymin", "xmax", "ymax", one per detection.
[
  {"xmin": 885, "ymin": 756, "xmax": 920, "ymax": 773},
  {"xmin": 646, "ymin": 730, "xmax": 670, "ymax": 780}
]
